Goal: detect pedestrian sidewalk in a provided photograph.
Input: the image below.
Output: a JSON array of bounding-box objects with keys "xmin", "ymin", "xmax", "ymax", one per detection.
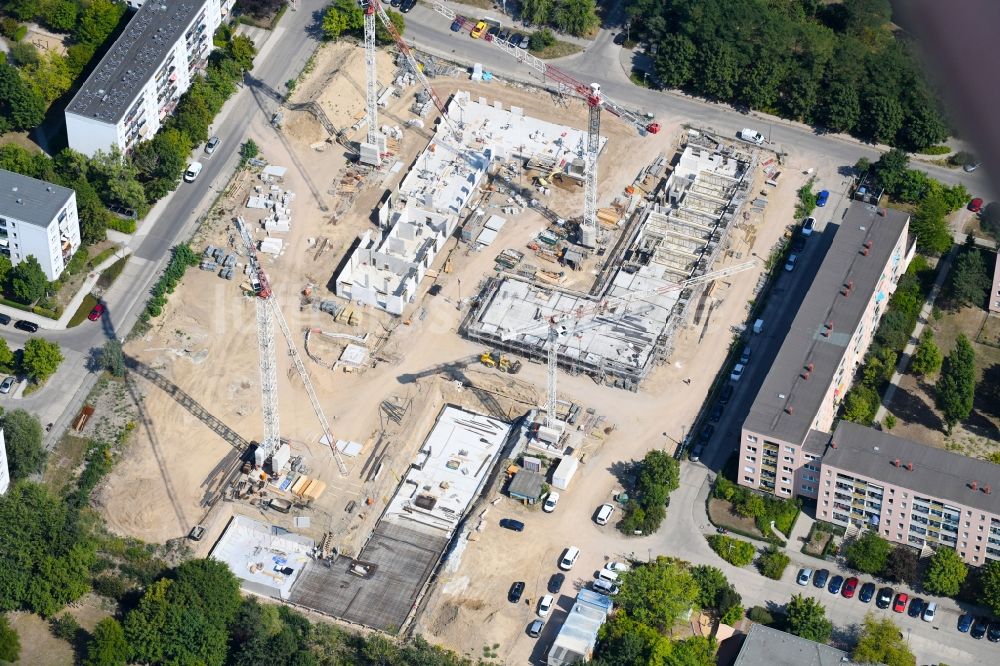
[{"xmin": 0, "ymin": 248, "xmax": 133, "ymax": 332}]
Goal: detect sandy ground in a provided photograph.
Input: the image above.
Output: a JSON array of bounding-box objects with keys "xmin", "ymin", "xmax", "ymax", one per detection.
[{"xmin": 97, "ymin": 39, "xmax": 806, "ymax": 659}]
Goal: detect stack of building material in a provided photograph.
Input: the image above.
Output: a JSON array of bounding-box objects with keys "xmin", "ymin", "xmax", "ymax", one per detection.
[
  {"xmin": 259, "ymin": 238, "xmax": 283, "ymax": 254},
  {"xmin": 597, "ymin": 208, "xmax": 621, "ymax": 228}
]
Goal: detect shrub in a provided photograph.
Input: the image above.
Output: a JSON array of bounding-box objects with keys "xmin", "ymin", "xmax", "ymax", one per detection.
[
  {"xmin": 920, "ymin": 145, "xmax": 952, "ymax": 155},
  {"xmin": 529, "ymin": 28, "xmax": 556, "ymax": 51},
  {"xmin": 92, "ymin": 574, "xmax": 130, "ymax": 601},
  {"xmin": 49, "ymin": 613, "xmax": 81, "ymax": 641},
  {"xmin": 708, "ymin": 534, "xmax": 755, "ymax": 567},
  {"xmin": 757, "ymin": 545, "xmax": 790, "ymax": 580},
  {"xmin": 747, "ymin": 606, "xmax": 774, "ymax": 624}
]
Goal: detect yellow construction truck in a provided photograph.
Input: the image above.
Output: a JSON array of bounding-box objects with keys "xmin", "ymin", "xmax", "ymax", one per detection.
[{"xmin": 480, "ymin": 351, "xmax": 522, "ymax": 374}]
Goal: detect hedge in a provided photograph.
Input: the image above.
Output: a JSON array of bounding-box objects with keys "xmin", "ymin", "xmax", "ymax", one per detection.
[{"xmin": 708, "ymin": 534, "xmax": 756, "ymax": 567}]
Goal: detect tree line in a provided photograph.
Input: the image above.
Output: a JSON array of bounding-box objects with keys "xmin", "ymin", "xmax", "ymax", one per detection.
[
  {"xmin": 521, "ymin": 0, "xmax": 599, "ymax": 37},
  {"xmin": 625, "ymin": 0, "xmax": 949, "ymax": 151}
]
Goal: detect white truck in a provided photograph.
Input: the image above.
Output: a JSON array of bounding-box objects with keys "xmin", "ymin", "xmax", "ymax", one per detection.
[{"xmin": 738, "ymin": 128, "xmax": 766, "ymax": 145}]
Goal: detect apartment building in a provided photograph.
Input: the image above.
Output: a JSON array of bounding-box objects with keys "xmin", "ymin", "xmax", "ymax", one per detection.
[
  {"xmin": 990, "ymin": 252, "xmax": 1000, "ymax": 313},
  {"xmin": 0, "ymin": 170, "xmax": 81, "ymax": 280},
  {"xmin": 739, "ymin": 202, "xmax": 913, "ymax": 498},
  {"xmin": 64, "ymin": 0, "xmax": 235, "ymax": 157},
  {"xmin": 818, "ymin": 421, "xmax": 1000, "ymax": 566}
]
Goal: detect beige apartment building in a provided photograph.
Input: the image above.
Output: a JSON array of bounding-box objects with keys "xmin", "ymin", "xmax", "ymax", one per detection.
[
  {"xmin": 739, "ymin": 202, "xmax": 913, "ymax": 499},
  {"xmin": 818, "ymin": 421, "xmax": 1000, "ymax": 566}
]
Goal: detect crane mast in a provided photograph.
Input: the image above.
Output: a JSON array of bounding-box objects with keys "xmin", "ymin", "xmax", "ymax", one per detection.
[{"xmin": 362, "ymin": 2, "xmax": 382, "ymax": 165}]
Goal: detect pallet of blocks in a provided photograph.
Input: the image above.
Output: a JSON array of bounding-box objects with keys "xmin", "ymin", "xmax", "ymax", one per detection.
[
  {"xmin": 336, "ymin": 306, "xmax": 363, "ymax": 326},
  {"xmin": 597, "ymin": 208, "xmax": 620, "ymax": 228},
  {"xmin": 535, "ymin": 269, "xmax": 566, "ymax": 285}
]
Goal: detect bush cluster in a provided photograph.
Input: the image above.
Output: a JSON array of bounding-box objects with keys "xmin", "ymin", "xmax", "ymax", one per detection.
[
  {"xmin": 713, "ymin": 476, "xmax": 800, "ymax": 538},
  {"xmin": 618, "ymin": 450, "xmax": 680, "ymax": 535},
  {"xmin": 139, "ymin": 245, "xmax": 199, "ymax": 323},
  {"xmin": 707, "ymin": 534, "xmax": 756, "ymax": 567}
]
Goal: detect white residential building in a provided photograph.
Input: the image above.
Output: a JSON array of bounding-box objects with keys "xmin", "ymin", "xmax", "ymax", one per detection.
[
  {"xmin": 0, "ymin": 170, "xmax": 81, "ymax": 280},
  {"xmin": 64, "ymin": 0, "xmax": 236, "ymax": 157}
]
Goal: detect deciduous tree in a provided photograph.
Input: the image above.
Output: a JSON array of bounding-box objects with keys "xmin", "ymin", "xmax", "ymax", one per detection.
[
  {"xmin": 84, "ymin": 618, "xmax": 127, "ymax": 666},
  {"xmin": 846, "ymin": 530, "xmax": 892, "ymax": 574},
  {"xmin": 881, "ymin": 546, "xmax": 919, "ymax": 586},
  {"xmin": 786, "ymin": 594, "xmax": 832, "ymax": 642},
  {"xmin": 935, "ymin": 334, "xmax": 976, "ymax": 433},
  {"xmin": 911, "ymin": 330, "xmax": 942, "ymax": 376},
  {"xmin": 853, "ymin": 614, "xmax": 916, "ymax": 666},
  {"xmin": 0, "ymin": 62, "xmax": 45, "ymax": 132},
  {"xmin": 615, "ymin": 557, "xmax": 699, "ymax": 631},
  {"xmin": 0, "ymin": 409, "xmax": 45, "ymax": 479},
  {"xmin": 0, "ymin": 616, "xmax": 20, "ymax": 663},
  {"xmin": 949, "ymin": 249, "xmax": 990, "ymax": 308},
  {"xmin": 22, "ymin": 338, "xmax": 63, "ymax": 382},
  {"xmin": 7, "ymin": 255, "xmax": 48, "ymax": 304},
  {"xmin": 924, "ymin": 547, "xmax": 968, "ymax": 597}
]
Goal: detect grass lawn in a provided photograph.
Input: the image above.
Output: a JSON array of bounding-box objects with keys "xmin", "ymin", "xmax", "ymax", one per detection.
[
  {"xmin": 449, "ymin": 0, "xmax": 493, "ymax": 8},
  {"xmin": 529, "ymin": 39, "xmax": 583, "ymax": 59},
  {"xmin": 97, "ymin": 255, "xmax": 129, "ymax": 290},
  {"xmin": 708, "ymin": 498, "xmax": 765, "ymax": 538},
  {"xmin": 43, "ymin": 433, "xmax": 92, "ymax": 494},
  {"xmin": 67, "ymin": 294, "xmax": 99, "ymax": 329}
]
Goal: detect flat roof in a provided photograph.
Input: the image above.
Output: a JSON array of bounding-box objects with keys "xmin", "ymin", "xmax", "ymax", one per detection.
[
  {"xmin": 289, "ymin": 406, "xmax": 513, "ymax": 631},
  {"xmin": 209, "ymin": 515, "xmax": 314, "ymax": 600},
  {"xmin": 825, "ymin": 421, "xmax": 1000, "ymax": 515},
  {"xmin": 734, "ymin": 624, "xmax": 857, "ymax": 666},
  {"xmin": 0, "ymin": 169, "xmax": 74, "ymax": 228},
  {"xmin": 743, "ymin": 203, "xmax": 909, "ymax": 445},
  {"xmin": 67, "ymin": 0, "xmax": 204, "ymax": 124},
  {"xmin": 548, "ymin": 589, "xmax": 613, "ymax": 664}
]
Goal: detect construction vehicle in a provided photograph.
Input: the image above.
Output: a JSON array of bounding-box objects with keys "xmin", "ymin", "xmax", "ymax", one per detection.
[
  {"xmin": 431, "ymin": 3, "xmax": 659, "ymax": 249},
  {"xmin": 480, "ymin": 351, "xmax": 522, "ymax": 374},
  {"xmin": 480, "ymin": 351, "xmax": 497, "ymax": 368}
]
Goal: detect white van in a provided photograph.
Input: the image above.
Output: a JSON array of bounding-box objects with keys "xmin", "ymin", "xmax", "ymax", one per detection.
[
  {"xmin": 595, "ymin": 503, "xmax": 614, "ymax": 525},
  {"xmin": 184, "ymin": 162, "xmax": 204, "ymax": 182},
  {"xmin": 559, "ymin": 546, "xmax": 580, "ymax": 571},
  {"xmin": 592, "ymin": 578, "xmax": 619, "ymax": 596},
  {"xmin": 738, "ymin": 128, "xmax": 765, "ymax": 145},
  {"xmin": 596, "ymin": 569, "xmax": 619, "ymax": 584}
]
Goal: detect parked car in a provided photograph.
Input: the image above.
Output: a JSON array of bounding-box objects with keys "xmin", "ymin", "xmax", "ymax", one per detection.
[
  {"xmin": 497, "ymin": 29, "xmax": 510, "ymax": 42},
  {"xmin": 738, "ymin": 128, "xmax": 765, "ymax": 145},
  {"xmin": 184, "ymin": 162, "xmax": 203, "ymax": 182},
  {"xmin": 907, "ymin": 597, "xmax": 925, "ymax": 618},
  {"xmin": 796, "ymin": 568, "xmax": 812, "ymax": 586},
  {"xmin": 88, "ymin": 302, "xmax": 106, "ymax": 321},
  {"xmin": 827, "ymin": 575, "xmax": 844, "ymax": 595},
  {"xmin": 697, "ymin": 424, "xmax": 715, "ymax": 445},
  {"xmin": 605, "ymin": 561, "xmax": 630, "ymax": 574},
  {"xmin": 969, "ymin": 197, "xmax": 984, "ymax": 213},
  {"xmin": 730, "ymin": 364, "xmax": 745, "ymax": 382},
  {"xmin": 922, "ymin": 601, "xmax": 937, "ymax": 623},
  {"xmin": 613, "ymin": 32, "xmax": 626, "ymax": 45},
  {"xmin": 892, "ymin": 592, "xmax": 908, "ymax": 613},
  {"xmin": 205, "ymin": 136, "xmax": 220, "ymax": 154},
  {"xmin": 0, "ymin": 314, "xmax": 9, "ymax": 325},
  {"xmin": 708, "ymin": 404, "xmax": 724, "ymax": 423},
  {"xmin": 0, "ymin": 377, "xmax": 14, "ymax": 394},
  {"xmin": 547, "ymin": 573, "xmax": 565, "ymax": 594},
  {"xmin": 688, "ymin": 444, "xmax": 704, "ymax": 462},
  {"xmin": 595, "ymin": 504, "xmax": 614, "ymax": 525},
  {"xmin": 988, "ymin": 620, "xmax": 1000, "ymax": 643},
  {"xmin": 816, "ymin": 190, "xmax": 830, "ymax": 207},
  {"xmin": 964, "ymin": 162, "xmax": 982, "ymax": 173},
  {"xmin": 784, "ymin": 254, "xmax": 797, "ymax": 272},
  {"xmin": 559, "ymin": 546, "xmax": 580, "ymax": 570},
  {"xmin": 802, "ymin": 216, "xmax": 815, "ymax": 236},
  {"xmin": 972, "ymin": 616, "xmax": 989, "ymax": 639},
  {"xmin": 14, "ymin": 320, "xmax": 38, "ymax": 333},
  {"xmin": 517, "ymin": 34, "xmax": 530, "ymax": 49},
  {"xmin": 791, "ymin": 232, "xmax": 807, "ymax": 252},
  {"xmin": 499, "ymin": 518, "xmax": 524, "ymax": 532},
  {"xmin": 508, "ymin": 581, "xmax": 525, "ymax": 603},
  {"xmin": 592, "ymin": 578, "xmax": 619, "ymax": 596},
  {"xmin": 842, "ymin": 577, "xmax": 858, "ymax": 598},
  {"xmin": 470, "ymin": 20, "xmax": 487, "ymax": 38},
  {"xmin": 958, "ymin": 613, "xmax": 974, "ymax": 633},
  {"xmin": 739, "ymin": 346, "xmax": 752, "ymax": 365},
  {"xmin": 538, "ymin": 594, "xmax": 553, "ymax": 617},
  {"xmin": 858, "ymin": 581, "xmax": 876, "ymax": 603},
  {"xmin": 527, "ymin": 618, "xmax": 544, "ymax": 638},
  {"xmin": 450, "ymin": 18, "xmax": 462, "ymax": 31},
  {"xmin": 543, "ymin": 492, "xmax": 560, "ymax": 513},
  {"xmin": 813, "ymin": 569, "xmax": 830, "ymax": 589},
  {"xmin": 399, "ymin": 0, "xmax": 416, "ymax": 12},
  {"xmin": 486, "ymin": 25, "xmax": 500, "ymax": 40},
  {"xmin": 719, "ymin": 384, "xmax": 734, "ymax": 405},
  {"xmin": 875, "ymin": 587, "xmax": 893, "ymax": 609}
]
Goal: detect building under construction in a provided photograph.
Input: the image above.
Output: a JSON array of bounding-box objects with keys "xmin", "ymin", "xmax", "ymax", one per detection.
[{"xmin": 462, "ymin": 133, "xmax": 756, "ymax": 390}]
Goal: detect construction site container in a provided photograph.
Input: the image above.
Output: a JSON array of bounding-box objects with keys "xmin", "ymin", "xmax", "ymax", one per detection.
[{"xmin": 552, "ymin": 456, "xmax": 579, "ymax": 490}]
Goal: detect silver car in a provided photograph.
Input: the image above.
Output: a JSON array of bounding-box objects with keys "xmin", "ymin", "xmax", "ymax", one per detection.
[
  {"xmin": 205, "ymin": 136, "xmax": 221, "ymax": 155},
  {"xmin": 0, "ymin": 377, "xmax": 14, "ymax": 394}
]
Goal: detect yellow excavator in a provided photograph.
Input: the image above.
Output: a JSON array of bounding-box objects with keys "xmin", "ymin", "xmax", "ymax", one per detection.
[{"xmin": 480, "ymin": 351, "xmax": 522, "ymax": 374}]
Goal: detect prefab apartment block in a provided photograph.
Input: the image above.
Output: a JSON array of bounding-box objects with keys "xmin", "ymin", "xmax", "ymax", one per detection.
[
  {"xmin": 64, "ymin": 0, "xmax": 235, "ymax": 157},
  {"xmin": 0, "ymin": 169, "xmax": 81, "ymax": 280},
  {"xmin": 739, "ymin": 203, "xmax": 913, "ymax": 498}
]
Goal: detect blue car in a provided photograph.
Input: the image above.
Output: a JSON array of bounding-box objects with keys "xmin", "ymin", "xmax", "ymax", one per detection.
[
  {"xmin": 816, "ymin": 190, "xmax": 830, "ymax": 207},
  {"xmin": 450, "ymin": 19, "xmax": 462, "ymax": 31},
  {"xmin": 958, "ymin": 613, "xmax": 974, "ymax": 633}
]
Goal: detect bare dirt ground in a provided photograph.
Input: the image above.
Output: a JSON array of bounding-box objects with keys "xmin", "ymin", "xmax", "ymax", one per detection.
[
  {"xmin": 7, "ymin": 612, "xmax": 74, "ymax": 666},
  {"xmin": 98, "ymin": 38, "xmax": 805, "ymax": 660}
]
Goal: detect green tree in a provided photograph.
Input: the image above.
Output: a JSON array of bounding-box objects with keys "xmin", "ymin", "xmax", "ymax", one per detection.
[
  {"xmin": 862, "ymin": 91, "xmax": 904, "ymax": 144},
  {"xmin": 321, "ymin": 0, "xmax": 363, "ymax": 39},
  {"xmin": 982, "ymin": 559, "xmax": 1000, "ymax": 615},
  {"xmin": 553, "ymin": 0, "xmax": 598, "ymax": 37},
  {"xmin": 982, "ymin": 202, "xmax": 1000, "ymax": 240},
  {"xmin": 529, "ymin": 28, "xmax": 556, "ymax": 51},
  {"xmin": 949, "ymin": 249, "xmax": 990, "ymax": 307},
  {"xmin": 0, "ymin": 62, "xmax": 45, "ymax": 132},
  {"xmin": 49, "ymin": 613, "xmax": 80, "ymax": 641},
  {"xmin": 735, "ymin": 493, "xmax": 766, "ymax": 518},
  {"xmin": 227, "ymin": 35, "xmax": 256, "ymax": 71},
  {"xmin": 596, "ymin": 614, "xmax": 670, "ymax": 666},
  {"xmin": 42, "ymin": 0, "xmax": 78, "ymax": 32},
  {"xmin": 7, "ymin": 255, "xmax": 48, "ymax": 303},
  {"xmin": 911, "ymin": 188, "xmax": 953, "ymax": 255},
  {"xmin": 84, "ymin": 618, "xmax": 127, "ymax": 666},
  {"xmin": 697, "ymin": 43, "xmax": 740, "ymax": 100},
  {"xmin": 522, "ymin": 0, "xmax": 554, "ymax": 26},
  {"xmin": 101, "ymin": 339, "xmax": 126, "ymax": 377},
  {"xmin": 911, "ymin": 330, "xmax": 942, "ymax": 376},
  {"xmin": 615, "ymin": 557, "xmax": 699, "ymax": 631},
  {"xmin": 653, "ymin": 34, "xmax": 696, "ymax": 88},
  {"xmin": 22, "ymin": 51, "xmax": 73, "ymax": 105},
  {"xmin": 757, "ymin": 545, "xmax": 790, "ymax": 580},
  {"xmin": 0, "ymin": 338, "xmax": 13, "ymax": 373},
  {"xmin": 853, "ymin": 614, "xmax": 916, "ymax": 666},
  {"xmin": 22, "ymin": 338, "xmax": 63, "ymax": 383},
  {"xmin": 872, "ymin": 148, "xmax": 910, "ymax": 194},
  {"xmin": 935, "ymin": 334, "xmax": 976, "ymax": 433},
  {"xmin": 0, "ymin": 409, "xmax": 45, "ymax": 479},
  {"xmin": 786, "ymin": 594, "xmax": 832, "ymax": 642},
  {"xmin": 845, "ymin": 530, "xmax": 892, "ymax": 574},
  {"xmin": 924, "ymin": 547, "xmax": 968, "ymax": 597},
  {"xmin": 690, "ymin": 565, "xmax": 729, "ymax": 609},
  {"xmin": 707, "ymin": 534, "xmax": 756, "ymax": 567},
  {"xmin": 8, "ymin": 41, "xmax": 41, "ymax": 66},
  {"xmin": 842, "ymin": 385, "xmax": 879, "ymax": 425},
  {"xmin": 665, "ymin": 636, "xmax": 716, "ymax": 666},
  {"xmin": 74, "ymin": 0, "xmax": 125, "ymax": 47},
  {"xmin": 240, "ymin": 138, "xmax": 259, "ymax": 162},
  {"xmin": 0, "ymin": 616, "xmax": 20, "ymax": 663}
]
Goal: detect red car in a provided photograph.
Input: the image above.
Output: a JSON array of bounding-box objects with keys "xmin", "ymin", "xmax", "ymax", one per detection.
[
  {"xmin": 969, "ymin": 197, "xmax": 984, "ymax": 213},
  {"xmin": 87, "ymin": 302, "xmax": 105, "ymax": 321},
  {"xmin": 842, "ymin": 577, "xmax": 858, "ymax": 598},
  {"xmin": 892, "ymin": 592, "xmax": 908, "ymax": 613}
]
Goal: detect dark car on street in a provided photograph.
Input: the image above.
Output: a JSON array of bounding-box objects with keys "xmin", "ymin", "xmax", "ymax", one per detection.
[
  {"xmin": 813, "ymin": 569, "xmax": 829, "ymax": 589},
  {"xmin": 709, "ymin": 404, "xmax": 724, "ymax": 422},
  {"xmin": 508, "ymin": 581, "xmax": 525, "ymax": 603},
  {"xmin": 0, "ymin": 314, "xmax": 10, "ymax": 325},
  {"xmin": 14, "ymin": 320, "xmax": 37, "ymax": 333},
  {"xmin": 499, "ymin": 519, "xmax": 524, "ymax": 532},
  {"xmin": 958, "ymin": 613, "xmax": 974, "ymax": 633},
  {"xmin": 971, "ymin": 616, "xmax": 989, "ymax": 639},
  {"xmin": 613, "ymin": 32, "xmax": 626, "ymax": 45},
  {"xmin": 858, "ymin": 582, "xmax": 876, "ymax": 603},
  {"xmin": 547, "ymin": 573, "xmax": 565, "ymax": 594},
  {"xmin": 719, "ymin": 383, "xmax": 734, "ymax": 405},
  {"xmin": 400, "ymin": 0, "xmax": 416, "ymax": 11},
  {"xmin": 988, "ymin": 620, "xmax": 1000, "ymax": 642},
  {"xmin": 907, "ymin": 598, "xmax": 925, "ymax": 618},
  {"xmin": 875, "ymin": 587, "xmax": 894, "ymax": 609},
  {"xmin": 827, "ymin": 575, "xmax": 843, "ymax": 595}
]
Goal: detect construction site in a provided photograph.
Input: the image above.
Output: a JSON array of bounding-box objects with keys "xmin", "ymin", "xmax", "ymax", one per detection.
[{"xmin": 95, "ymin": 3, "xmax": 812, "ymax": 653}]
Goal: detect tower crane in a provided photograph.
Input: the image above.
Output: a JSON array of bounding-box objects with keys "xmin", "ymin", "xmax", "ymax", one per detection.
[
  {"xmin": 430, "ymin": 4, "xmax": 660, "ymax": 248},
  {"xmin": 235, "ymin": 217, "xmax": 348, "ymax": 476},
  {"xmin": 501, "ymin": 261, "xmax": 758, "ymax": 432}
]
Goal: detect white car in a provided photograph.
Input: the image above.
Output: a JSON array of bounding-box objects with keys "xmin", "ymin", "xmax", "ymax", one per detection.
[
  {"xmin": 784, "ymin": 254, "xmax": 797, "ymax": 272},
  {"xmin": 738, "ymin": 128, "xmax": 765, "ymax": 145},
  {"xmin": 604, "ymin": 561, "xmax": 630, "ymax": 574},
  {"xmin": 543, "ymin": 492, "xmax": 560, "ymax": 513},
  {"xmin": 559, "ymin": 546, "xmax": 580, "ymax": 571},
  {"xmin": 730, "ymin": 364, "xmax": 745, "ymax": 382},
  {"xmin": 538, "ymin": 594, "xmax": 553, "ymax": 617},
  {"xmin": 184, "ymin": 162, "xmax": 203, "ymax": 182},
  {"xmin": 922, "ymin": 601, "xmax": 936, "ymax": 622},
  {"xmin": 802, "ymin": 217, "xmax": 815, "ymax": 236}
]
